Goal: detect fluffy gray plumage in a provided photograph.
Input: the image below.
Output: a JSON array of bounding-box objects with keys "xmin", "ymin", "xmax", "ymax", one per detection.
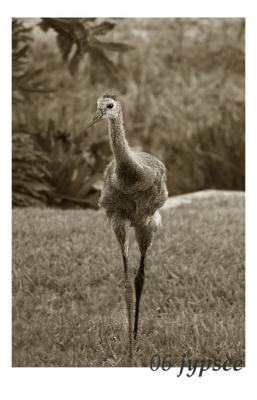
[{"xmin": 100, "ymin": 151, "xmax": 168, "ymax": 225}]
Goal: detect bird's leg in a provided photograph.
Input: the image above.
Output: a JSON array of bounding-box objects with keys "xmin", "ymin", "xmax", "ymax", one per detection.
[
  {"xmin": 112, "ymin": 218, "xmax": 133, "ymax": 359},
  {"xmin": 134, "ymin": 253, "xmax": 145, "ymax": 340},
  {"xmin": 134, "ymin": 221, "xmax": 154, "ymax": 340},
  {"xmin": 122, "ymin": 251, "xmax": 133, "ymax": 359}
]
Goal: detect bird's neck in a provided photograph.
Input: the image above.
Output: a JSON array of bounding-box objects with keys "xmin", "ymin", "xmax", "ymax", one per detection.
[{"xmin": 108, "ymin": 112, "xmax": 135, "ymax": 169}]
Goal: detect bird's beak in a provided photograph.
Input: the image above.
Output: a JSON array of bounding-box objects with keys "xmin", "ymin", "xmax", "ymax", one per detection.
[{"xmin": 87, "ymin": 108, "xmax": 104, "ymax": 128}]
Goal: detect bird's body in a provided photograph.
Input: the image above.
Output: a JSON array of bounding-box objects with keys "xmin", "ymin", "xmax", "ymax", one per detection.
[
  {"xmin": 88, "ymin": 93, "xmax": 168, "ymax": 361},
  {"xmin": 99, "ymin": 151, "xmax": 167, "ymax": 226}
]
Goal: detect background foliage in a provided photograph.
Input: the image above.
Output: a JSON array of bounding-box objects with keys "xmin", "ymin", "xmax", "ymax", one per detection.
[{"xmin": 12, "ymin": 18, "xmax": 245, "ymax": 208}]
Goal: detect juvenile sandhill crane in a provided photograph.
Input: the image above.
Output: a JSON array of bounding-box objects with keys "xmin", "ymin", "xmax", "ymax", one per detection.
[{"xmin": 88, "ymin": 93, "xmax": 168, "ymax": 359}]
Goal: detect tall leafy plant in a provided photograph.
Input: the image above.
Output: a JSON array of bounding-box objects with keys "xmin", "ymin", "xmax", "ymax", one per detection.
[
  {"xmin": 12, "ymin": 18, "xmax": 53, "ymax": 207},
  {"xmin": 39, "ymin": 18, "xmax": 134, "ymax": 86}
]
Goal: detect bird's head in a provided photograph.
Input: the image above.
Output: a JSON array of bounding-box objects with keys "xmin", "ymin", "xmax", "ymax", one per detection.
[{"xmin": 88, "ymin": 93, "xmax": 121, "ymax": 128}]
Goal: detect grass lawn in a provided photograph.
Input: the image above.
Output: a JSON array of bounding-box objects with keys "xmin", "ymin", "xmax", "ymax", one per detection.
[{"xmin": 12, "ymin": 192, "xmax": 245, "ymax": 367}]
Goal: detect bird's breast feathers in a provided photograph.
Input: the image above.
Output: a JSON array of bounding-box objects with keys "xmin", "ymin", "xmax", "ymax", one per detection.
[{"xmin": 99, "ymin": 158, "xmax": 168, "ymax": 222}]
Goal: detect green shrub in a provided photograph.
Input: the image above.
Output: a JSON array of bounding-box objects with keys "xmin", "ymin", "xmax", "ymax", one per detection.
[{"xmin": 12, "ymin": 132, "xmax": 52, "ymax": 207}]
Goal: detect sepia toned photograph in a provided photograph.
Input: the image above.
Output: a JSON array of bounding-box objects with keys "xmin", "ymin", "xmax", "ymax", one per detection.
[{"xmin": 12, "ymin": 17, "xmax": 245, "ymax": 368}]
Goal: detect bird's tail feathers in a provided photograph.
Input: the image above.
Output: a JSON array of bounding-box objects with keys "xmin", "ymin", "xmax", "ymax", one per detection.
[{"xmin": 153, "ymin": 211, "xmax": 162, "ymax": 228}]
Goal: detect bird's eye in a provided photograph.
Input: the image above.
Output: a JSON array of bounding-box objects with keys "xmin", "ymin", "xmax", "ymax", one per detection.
[{"xmin": 107, "ymin": 103, "xmax": 113, "ymax": 109}]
